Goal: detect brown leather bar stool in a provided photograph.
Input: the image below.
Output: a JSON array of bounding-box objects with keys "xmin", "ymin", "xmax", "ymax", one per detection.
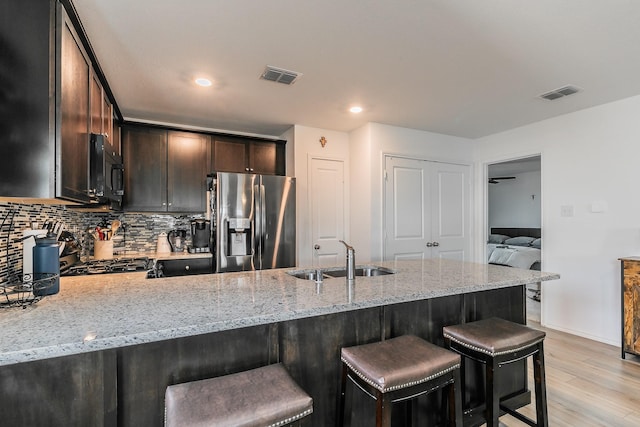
[
  {"xmin": 443, "ymin": 317, "xmax": 548, "ymax": 427},
  {"xmin": 165, "ymin": 363, "xmax": 313, "ymax": 427},
  {"xmin": 338, "ymin": 335, "xmax": 463, "ymax": 427}
]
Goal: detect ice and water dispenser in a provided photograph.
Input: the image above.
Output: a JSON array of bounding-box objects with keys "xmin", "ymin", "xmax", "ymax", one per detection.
[{"xmin": 226, "ymin": 218, "xmax": 252, "ymax": 256}]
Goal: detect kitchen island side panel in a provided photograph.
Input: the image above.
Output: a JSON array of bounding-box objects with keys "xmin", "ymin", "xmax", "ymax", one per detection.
[{"xmin": 116, "ymin": 324, "xmax": 277, "ymax": 427}]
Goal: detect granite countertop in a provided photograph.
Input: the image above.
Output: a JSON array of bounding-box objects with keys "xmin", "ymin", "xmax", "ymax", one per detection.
[{"xmin": 0, "ymin": 259, "xmax": 559, "ymax": 366}]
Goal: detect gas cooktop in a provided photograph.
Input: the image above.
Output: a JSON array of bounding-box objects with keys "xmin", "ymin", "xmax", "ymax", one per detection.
[{"xmin": 61, "ymin": 257, "xmax": 152, "ymax": 276}]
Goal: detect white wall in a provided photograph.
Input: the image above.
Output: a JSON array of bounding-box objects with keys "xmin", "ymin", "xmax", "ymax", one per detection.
[
  {"xmin": 474, "ymin": 94, "xmax": 640, "ymax": 346},
  {"xmin": 488, "ymin": 171, "xmax": 541, "ymax": 229},
  {"xmin": 350, "ymin": 122, "xmax": 475, "ymax": 262},
  {"xmin": 291, "ymin": 125, "xmax": 350, "ymax": 267}
]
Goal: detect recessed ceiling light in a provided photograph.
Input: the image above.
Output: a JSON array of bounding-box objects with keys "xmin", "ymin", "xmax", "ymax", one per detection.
[
  {"xmin": 195, "ymin": 78, "xmax": 212, "ymax": 87},
  {"xmin": 349, "ymin": 106, "xmax": 363, "ymax": 113}
]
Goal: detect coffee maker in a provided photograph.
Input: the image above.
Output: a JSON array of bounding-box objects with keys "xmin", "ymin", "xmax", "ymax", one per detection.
[{"xmin": 188, "ymin": 219, "xmax": 210, "ymax": 253}]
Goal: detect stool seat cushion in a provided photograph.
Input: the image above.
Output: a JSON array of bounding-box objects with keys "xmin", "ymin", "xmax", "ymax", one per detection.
[
  {"xmin": 340, "ymin": 335, "xmax": 460, "ymax": 393},
  {"xmin": 443, "ymin": 317, "xmax": 545, "ymax": 356},
  {"xmin": 165, "ymin": 363, "xmax": 313, "ymax": 427}
]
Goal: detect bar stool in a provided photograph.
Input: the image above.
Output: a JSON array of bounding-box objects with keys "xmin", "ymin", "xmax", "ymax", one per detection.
[
  {"xmin": 165, "ymin": 363, "xmax": 313, "ymax": 427},
  {"xmin": 338, "ymin": 335, "xmax": 463, "ymax": 427},
  {"xmin": 443, "ymin": 317, "xmax": 548, "ymax": 427}
]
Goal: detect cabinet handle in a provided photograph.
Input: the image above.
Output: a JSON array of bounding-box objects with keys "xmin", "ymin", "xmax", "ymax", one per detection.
[
  {"xmin": 162, "ymin": 202, "xmax": 166, "ymax": 206},
  {"xmin": 245, "ymin": 167, "xmax": 250, "ymax": 172},
  {"xmin": 168, "ymin": 202, "xmax": 172, "ymax": 206},
  {"xmin": 249, "ymin": 168, "xmax": 254, "ymax": 172}
]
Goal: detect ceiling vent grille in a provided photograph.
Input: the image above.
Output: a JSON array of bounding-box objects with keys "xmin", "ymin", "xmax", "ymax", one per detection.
[
  {"xmin": 539, "ymin": 85, "xmax": 581, "ymax": 101},
  {"xmin": 260, "ymin": 66, "xmax": 302, "ymax": 85}
]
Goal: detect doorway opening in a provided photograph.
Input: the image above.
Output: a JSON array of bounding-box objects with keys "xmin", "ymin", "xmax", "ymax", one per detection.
[{"xmin": 487, "ymin": 155, "xmax": 542, "ymax": 323}]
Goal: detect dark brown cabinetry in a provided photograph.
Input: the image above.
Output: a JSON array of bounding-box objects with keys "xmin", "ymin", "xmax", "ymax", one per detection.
[
  {"xmin": 122, "ymin": 127, "xmax": 167, "ymax": 211},
  {"xmin": 212, "ymin": 138, "xmax": 285, "ymax": 175},
  {"xmin": 168, "ymin": 131, "xmax": 209, "ymax": 212},
  {"xmin": 0, "ymin": 0, "xmax": 120, "ymax": 202},
  {"xmin": 122, "ymin": 127, "xmax": 209, "ymax": 212},
  {"xmin": 621, "ymin": 258, "xmax": 640, "ymax": 358},
  {"xmin": 59, "ymin": 9, "xmax": 91, "ymax": 202}
]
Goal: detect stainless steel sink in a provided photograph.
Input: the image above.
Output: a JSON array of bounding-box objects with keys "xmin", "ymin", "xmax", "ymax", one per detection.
[{"xmin": 288, "ymin": 266, "xmax": 395, "ymax": 281}]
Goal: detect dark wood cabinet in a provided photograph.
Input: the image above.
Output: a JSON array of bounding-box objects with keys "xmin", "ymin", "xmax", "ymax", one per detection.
[
  {"xmin": 212, "ymin": 138, "xmax": 285, "ymax": 175},
  {"xmin": 122, "ymin": 127, "xmax": 209, "ymax": 212},
  {"xmin": 58, "ymin": 9, "xmax": 91, "ymax": 202},
  {"xmin": 122, "ymin": 127, "xmax": 168, "ymax": 211},
  {"xmin": 167, "ymin": 131, "xmax": 209, "ymax": 212}
]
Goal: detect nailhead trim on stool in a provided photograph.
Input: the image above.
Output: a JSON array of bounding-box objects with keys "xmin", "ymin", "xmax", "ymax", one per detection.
[
  {"xmin": 164, "ymin": 363, "xmax": 313, "ymax": 427},
  {"xmin": 338, "ymin": 335, "xmax": 463, "ymax": 427},
  {"xmin": 443, "ymin": 317, "xmax": 548, "ymax": 427}
]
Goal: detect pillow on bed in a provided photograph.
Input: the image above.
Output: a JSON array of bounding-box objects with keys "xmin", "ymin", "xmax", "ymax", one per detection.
[
  {"xmin": 530, "ymin": 238, "xmax": 542, "ymax": 249},
  {"xmin": 488, "ymin": 234, "xmax": 510, "ymax": 244},
  {"xmin": 504, "ymin": 236, "xmax": 536, "ymax": 246}
]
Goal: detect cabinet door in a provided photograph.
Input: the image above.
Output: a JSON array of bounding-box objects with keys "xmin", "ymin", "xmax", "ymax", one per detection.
[
  {"xmin": 59, "ymin": 14, "xmax": 90, "ymax": 202},
  {"xmin": 90, "ymin": 74, "xmax": 102, "ymax": 135},
  {"xmin": 167, "ymin": 131, "xmax": 209, "ymax": 212},
  {"xmin": 249, "ymin": 142, "xmax": 277, "ymax": 175},
  {"xmin": 122, "ymin": 127, "xmax": 167, "ymax": 211},
  {"xmin": 623, "ymin": 261, "xmax": 640, "ymax": 356},
  {"xmin": 212, "ymin": 140, "xmax": 247, "ymax": 173}
]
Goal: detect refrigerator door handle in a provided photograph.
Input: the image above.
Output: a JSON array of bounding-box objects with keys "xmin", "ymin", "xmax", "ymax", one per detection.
[
  {"xmin": 253, "ymin": 185, "xmax": 260, "ymax": 266},
  {"xmin": 260, "ymin": 184, "xmax": 266, "ymax": 260}
]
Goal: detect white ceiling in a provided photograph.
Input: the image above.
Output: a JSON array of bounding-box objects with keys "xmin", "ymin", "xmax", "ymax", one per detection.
[{"xmin": 72, "ymin": 0, "xmax": 640, "ymax": 139}]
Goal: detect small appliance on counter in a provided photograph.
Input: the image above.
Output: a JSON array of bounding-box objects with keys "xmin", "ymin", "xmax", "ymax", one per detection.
[
  {"xmin": 167, "ymin": 229, "xmax": 187, "ymax": 252},
  {"xmin": 188, "ymin": 219, "xmax": 210, "ymax": 253},
  {"xmin": 156, "ymin": 232, "xmax": 172, "ymax": 253}
]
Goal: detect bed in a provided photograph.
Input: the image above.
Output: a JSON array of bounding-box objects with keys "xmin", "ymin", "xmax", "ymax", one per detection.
[{"xmin": 487, "ymin": 227, "xmax": 541, "ymax": 271}]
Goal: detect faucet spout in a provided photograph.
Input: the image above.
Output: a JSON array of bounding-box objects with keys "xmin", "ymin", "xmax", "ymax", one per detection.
[{"xmin": 339, "ymin": 240, "xmax": 356, "ymax": 281}]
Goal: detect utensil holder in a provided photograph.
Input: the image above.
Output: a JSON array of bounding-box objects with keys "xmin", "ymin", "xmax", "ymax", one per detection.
[{"xmin": 94, "ymin": 240, "xmax": 114, "ymax": 260}]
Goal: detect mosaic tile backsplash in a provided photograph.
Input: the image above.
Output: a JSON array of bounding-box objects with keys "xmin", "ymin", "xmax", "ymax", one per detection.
[{"xmin": 0, "ymin": 202, "xmax": 206, "ymax": 285}]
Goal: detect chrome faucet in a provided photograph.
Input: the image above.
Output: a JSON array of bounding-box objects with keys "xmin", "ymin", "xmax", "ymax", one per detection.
[{"xmin": 339, "ymin": 240, "xmax": 355, "ymax": 281}]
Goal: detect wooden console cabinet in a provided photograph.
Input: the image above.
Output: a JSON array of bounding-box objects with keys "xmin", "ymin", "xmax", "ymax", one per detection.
[{"xmin": 620, "ymin": 257, "xmax": 640, "ymax": 358}]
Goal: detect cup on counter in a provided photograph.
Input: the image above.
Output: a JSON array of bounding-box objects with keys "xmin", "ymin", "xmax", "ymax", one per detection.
[{"xmin": 94, "ymin": 239, "xmax": 114, "ymax": 260}]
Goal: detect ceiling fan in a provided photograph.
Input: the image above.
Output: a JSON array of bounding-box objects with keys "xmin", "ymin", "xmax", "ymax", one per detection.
[{"xmin": 488, "ymin": 176, "xmax": 516, "ymax": 184}]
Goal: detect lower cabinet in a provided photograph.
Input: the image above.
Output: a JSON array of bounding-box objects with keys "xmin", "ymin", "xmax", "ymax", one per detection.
[
  {"xmin": 621, "ymin": 258, "xmax": 640, "ymax": 358},
  {"xmin": 0, "ymin": 350, "xmax": 117, "ymax": 427}
]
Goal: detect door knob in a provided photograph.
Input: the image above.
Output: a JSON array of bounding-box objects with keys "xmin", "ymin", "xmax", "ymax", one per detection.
[
  {"xmin": 432, "ymin": 242, "xmax": 439, "ymax": 247},
  {"xmin": 426, "ymin": 242, "xmax": 433, "ymax": 247},
  {"xmin": 314, "ymin": 244, "xmax": 320, "ymax": 250}
]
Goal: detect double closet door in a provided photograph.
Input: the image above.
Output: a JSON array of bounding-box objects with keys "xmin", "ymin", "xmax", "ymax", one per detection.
[{"xmin": 384, "ymin": 156, "xmax": 470, "ymax": 261}]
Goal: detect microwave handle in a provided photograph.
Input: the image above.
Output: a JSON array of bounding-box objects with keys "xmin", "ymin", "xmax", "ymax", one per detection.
[{"xmin": 111, "ymin": 164, "xmax": 125, "ymax": 196}]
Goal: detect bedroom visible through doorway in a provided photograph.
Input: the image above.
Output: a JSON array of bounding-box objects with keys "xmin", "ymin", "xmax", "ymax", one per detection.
[{"xmin": 487, "ymin": 155, "xmax": 542, "ymax": 322}]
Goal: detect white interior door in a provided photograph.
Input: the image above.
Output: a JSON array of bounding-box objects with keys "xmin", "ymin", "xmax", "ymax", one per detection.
[
  {"xmin": 431, "ymin": 162, "xmax": 469, "ymax": 261},
  {"xmin": 309, "ymin": 158, "xmax": 345, "ymax": 267},
  {"xmin": 384, "ymin": 156, "xmax": 470, "ymax": 261},
  {"xmin": 384, "ymin": 156, "xmax": 430, "ymax": 261}
]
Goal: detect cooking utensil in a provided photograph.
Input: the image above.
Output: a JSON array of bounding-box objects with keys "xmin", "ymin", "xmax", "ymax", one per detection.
[{"xmin": 111, "ymin": 219, "xmax": 121, "ymax": 236}]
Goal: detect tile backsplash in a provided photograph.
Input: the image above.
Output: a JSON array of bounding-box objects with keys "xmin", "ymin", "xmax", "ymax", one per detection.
[{"xmin": 0, "ymin": 202, "xmax": 205, "ymax": 285}]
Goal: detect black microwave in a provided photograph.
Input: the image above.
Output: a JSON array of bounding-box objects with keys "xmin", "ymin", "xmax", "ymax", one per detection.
[{"xmin": 89, "ymin": 133, "xmax": 124, "ymax": 204}]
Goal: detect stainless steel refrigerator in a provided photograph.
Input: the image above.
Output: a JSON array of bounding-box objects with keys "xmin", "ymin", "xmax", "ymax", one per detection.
[{"xmin": 209, "ymin": 172, "xmax": 296, "ymax": 272}]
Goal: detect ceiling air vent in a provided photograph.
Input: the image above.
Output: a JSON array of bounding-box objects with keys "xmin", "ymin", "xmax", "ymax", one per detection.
[
  {"xmin": 260, "ymin": 66, "xmax": 302, "ymax": 85},
  {"xmin": 539, "ymin": 85, "xmax": 581, "ymax": 101}
]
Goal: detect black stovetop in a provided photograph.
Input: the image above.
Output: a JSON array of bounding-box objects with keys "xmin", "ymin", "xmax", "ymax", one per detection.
[{"xmin": 61, "ymin": 257, "xmax": 152, "ymax": 276}]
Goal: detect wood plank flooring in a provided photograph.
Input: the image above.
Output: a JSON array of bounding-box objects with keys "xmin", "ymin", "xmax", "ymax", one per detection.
[{"xmin": 496, "ymin": 321, "xmax": 640, "ymax": 426}]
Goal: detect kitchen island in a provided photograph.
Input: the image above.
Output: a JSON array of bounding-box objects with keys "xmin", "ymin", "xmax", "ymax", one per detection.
[{"xmin": 0, "ymin": 259, "xmax": 558, "ymax": 426}]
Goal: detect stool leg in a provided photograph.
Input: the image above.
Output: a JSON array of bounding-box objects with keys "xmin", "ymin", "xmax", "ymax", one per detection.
[
  {"xmin": 534, "ymin": 342, "xmax": 549, "ymax": 427},
  {"xmin": 375, "ymin": 391, "xmax": 392, "ymax": 427},
  {"xmin": 338, "ymin": 362, "xmax": 349, "ymax": 427},
  {"xmin": 449, "ymin": 370, "xmax": 463, "ymax": 427},
  {"xmin": 485, "ymin": 358, "xmax": 500, "ymax": 427}
]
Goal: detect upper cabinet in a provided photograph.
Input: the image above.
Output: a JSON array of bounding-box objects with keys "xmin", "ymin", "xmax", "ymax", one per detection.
[
  {"xmin": 122, "ymin": 127, "xmax": 209, "ymax": 212},
  {"xmin": 0, "ymin": 0, "xmax": 120, "ymax": 202},
  {"xmin": 212, "ymin": 137, "xmax": 285, "ymax": 176},
  {"xmin": 58, "ymin": 9, "xmax": 91, "ymax": 202}
]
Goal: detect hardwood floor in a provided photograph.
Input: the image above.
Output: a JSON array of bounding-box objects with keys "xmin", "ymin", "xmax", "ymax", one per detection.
[{"xmin": 496, "ymin": 321, "xmax": 640, "ymax": 426}]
